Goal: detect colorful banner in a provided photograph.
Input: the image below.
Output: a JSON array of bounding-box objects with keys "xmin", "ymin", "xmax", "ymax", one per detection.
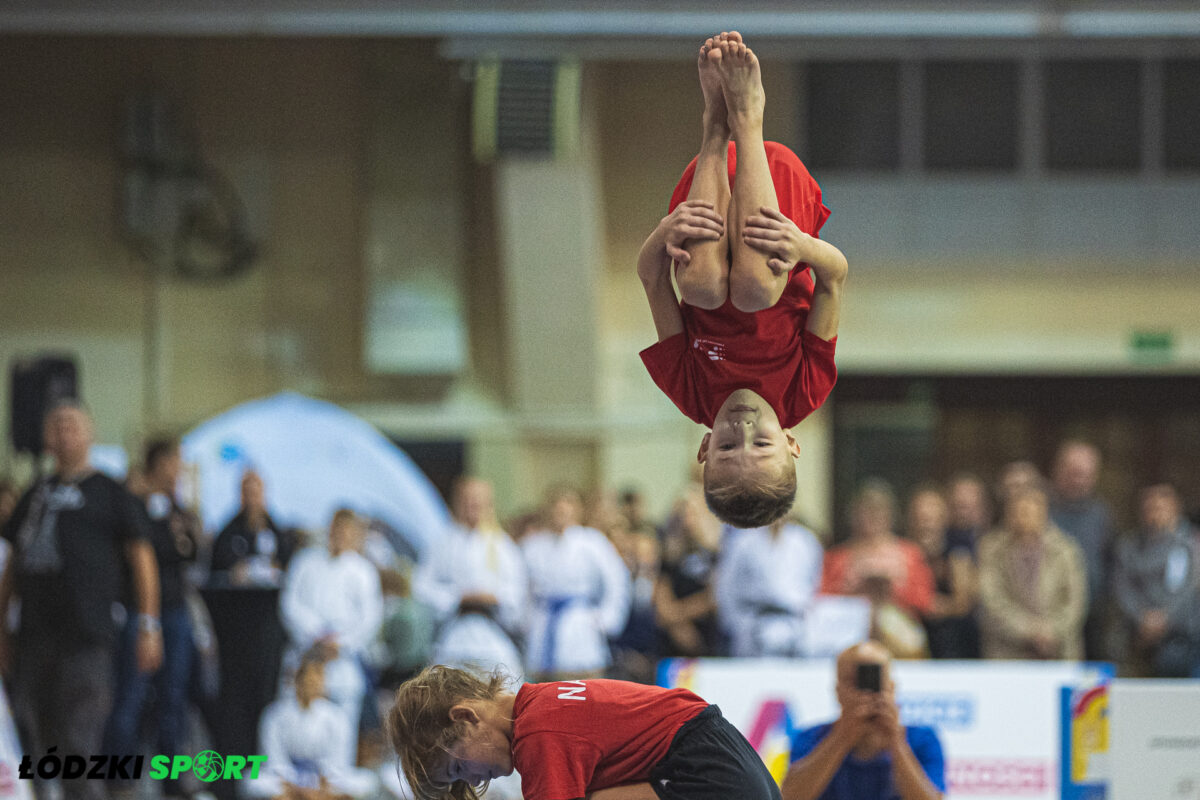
[
  {"xmin": 1060, "ymin": 682, "xmax": 1109, "ymax": 800},
  {"xmin": 658, "ymin": 657, "xmax": 1113, "ymax": 800}
]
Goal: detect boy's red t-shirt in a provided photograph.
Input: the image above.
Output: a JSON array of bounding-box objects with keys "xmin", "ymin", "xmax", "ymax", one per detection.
[
  {"xmin": 510, "ymin": 679, "xmax": 708, "ymax": 800},
  {"xmin": 639, "ymin": 141, "xmax": 837, "ymax": 429}
]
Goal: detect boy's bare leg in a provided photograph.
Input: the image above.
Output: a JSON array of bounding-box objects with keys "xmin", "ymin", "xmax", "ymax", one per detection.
[
  {"xmin": 675, "ymin": 36, "xmax": 732, "ymax": 310},
  {"xmin": 718, "ymin": 36, "xmax": 785, "ymax": 313}
]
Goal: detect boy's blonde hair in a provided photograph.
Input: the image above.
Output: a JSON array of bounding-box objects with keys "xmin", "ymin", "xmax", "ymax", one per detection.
[
  {"xmin": 703, "ymin": 460, "xmax": 797, "ymax": 528},
  {"xmin": 385, "ymin": 665, "xmax": 510, "ymax": 800}
]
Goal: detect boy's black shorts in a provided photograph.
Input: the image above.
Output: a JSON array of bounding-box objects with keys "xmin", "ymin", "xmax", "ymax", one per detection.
[{"xmin": 649, "ymin": 704, "xmax": 782, "ymax": 800}]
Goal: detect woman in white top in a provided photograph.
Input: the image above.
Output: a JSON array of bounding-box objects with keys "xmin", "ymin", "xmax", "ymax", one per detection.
[{"xmin": 413, "ymin": 477, "xmax": 528, "ymax": 678}]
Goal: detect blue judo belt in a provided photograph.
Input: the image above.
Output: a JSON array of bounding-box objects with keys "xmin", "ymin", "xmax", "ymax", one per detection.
[{"xmin": 541, "ymin": 596, "xmax": 584, "ymax": 673}]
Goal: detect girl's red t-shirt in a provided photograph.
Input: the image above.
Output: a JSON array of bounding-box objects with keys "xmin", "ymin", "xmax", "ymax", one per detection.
[{"xmin": 511, "ymin": 679, "xmax": 708, "ymax": 800}]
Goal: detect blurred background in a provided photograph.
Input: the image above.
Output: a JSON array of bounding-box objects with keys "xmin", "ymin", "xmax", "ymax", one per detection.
[
  {"xmin": 4, "ymin": 5, "xmax": 1200, "ymax": 800},
  {"xmin": 3, "ymin": 0, "xmax": 1200, "ymax": 532}
]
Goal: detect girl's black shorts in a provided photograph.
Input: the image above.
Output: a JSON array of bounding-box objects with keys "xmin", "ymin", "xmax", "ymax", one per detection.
[{"xmin": 649, "ymin": 704, "xmax": 782, "ymax": 800}]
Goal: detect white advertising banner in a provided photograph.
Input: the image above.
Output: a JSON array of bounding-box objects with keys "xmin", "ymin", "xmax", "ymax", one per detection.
[
  {"xmin": 1109, "ymin": 680, "xmax": 1200, "ymax": 800},
  {"xmin": 658, "ymin": 658, "xmax": 1110, "ymax": 800}
]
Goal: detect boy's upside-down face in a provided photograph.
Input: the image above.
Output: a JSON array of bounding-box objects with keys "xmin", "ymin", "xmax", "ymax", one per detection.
[{"xmin": 698, "ymin": 388, "xmax": 800, "ymax": 483}]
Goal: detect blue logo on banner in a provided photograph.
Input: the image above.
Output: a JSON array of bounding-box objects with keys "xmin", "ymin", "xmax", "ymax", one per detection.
[{"xmin": 899, "ymin": 694, "xmax": 975, "ymax": 730}]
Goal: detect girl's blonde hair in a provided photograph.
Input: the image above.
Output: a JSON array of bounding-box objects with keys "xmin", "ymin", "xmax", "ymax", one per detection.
[{"xmin": 385, "ymin": 665, "xmax": 511, "ymax": 800}]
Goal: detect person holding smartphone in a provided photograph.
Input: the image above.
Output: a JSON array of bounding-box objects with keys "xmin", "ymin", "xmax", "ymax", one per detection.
[{"xmin": 781, "ymin": 640, "xmax": 945, "ymax": 800}]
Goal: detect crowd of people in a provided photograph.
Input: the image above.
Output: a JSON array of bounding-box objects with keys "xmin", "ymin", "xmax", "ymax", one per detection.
[
  {"xmin": 1, "ymin": 399, "xmax": 1199, "ymax": 800},
  {"xmin": 458, "ymin": 438, "xmax": 1198, "ymax": 681}
]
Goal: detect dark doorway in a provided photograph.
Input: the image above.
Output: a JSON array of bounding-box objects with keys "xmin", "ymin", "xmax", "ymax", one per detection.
[{"xmin": 389, "ymin": 438, "xmax": 466, "ymax": 507}]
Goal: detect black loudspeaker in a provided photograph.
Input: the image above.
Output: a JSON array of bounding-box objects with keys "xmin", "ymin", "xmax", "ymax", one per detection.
[{"xmin": 10, "ymin": 356, "xmax": 79, "ymax": 454}]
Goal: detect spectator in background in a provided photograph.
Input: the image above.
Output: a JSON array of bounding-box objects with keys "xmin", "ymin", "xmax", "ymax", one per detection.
[
  {"xmin": 0, "ymin": 478, "xmax": 18, "ymax": 529},
  {"xmin": 246, "ymin": 651, "xmax": 377, "ymax": 800},
  {"xmin": 782, "ymin": 640, "xmax": 945, "ymax": 800},
  {"xmin": 717, "ymin": 515, "xmax": 823, "ymax": 657},
  {"xmin": 1112, "ymin": 483, "xmax": 1199, "ymax": 677},
  {"xmin": 584, "ymin": 487, "xmax": 620, "ymax": 534},
  {"xmin": 619, "ymin": 486, "xmax": 659, "ymax": 539},
  {"xmin": 205, "ymin": 469, "xmax": 295, "ymax": 784},
  {"xmin": 906, "ymin": 485, "xmax": 980, "ymax": 660},
  {"xmin": 211, "ymin": 469, "xmax": 296, "ymax": 586},
  {"xmin": 0, "ymin": 478, "xmax": 18, "ymax": 577},
  {"xmin": 822, "ymin": 480, "xmax": 934, "ymax": 659},
  {"xmin": 1048, "ymin": 440, "xmax": 1115, "ymax": 660},
  {"xmin": 281, "ymin": 508, "xmax": 384, "ymax": 765},
  {"xmin": 413, "ymin": 477, "xmax": 527, "ymax": 678},
  {"xmin": 993, "ymin": 460, "xmax": 1043, "ymax": 516},
  {"xmin": 106, "ymin": 437, "xmax": 202, "ymax": 798},
  {"xmin": 374, "ymin": 563, "xmax": 435, "ymax": 688},
  {"xmin": 606, "ymin": 510, "xmax": 662, "ymax": 683},
  {"xmin": 655, "ymin": 485, "xmax": 723, "ymax": 658},
  {"xmin": 945, "ymin": 472, "xmax": 990, "ymax": 555},
  {"xmin": 504, "ymin": 509, "xmax": 543, "ymax": 544},
  {"xmin": 521, "ymin": 484, "xmax": 630, "ymax": 680},
  {"xmin": 0, "ymin": 401, "xmax": 162, "ymax": 800},
  {"xmin": 977, "ymin": 485, "xmax": 1087, "ymax": 660}
]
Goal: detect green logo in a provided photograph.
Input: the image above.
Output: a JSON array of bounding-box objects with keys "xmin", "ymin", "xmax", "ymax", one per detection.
[
  {"xmin": 192, "ymin": 751, "xmax": 225, "ymax": 783},
  {"xmin": 147, "ymin": 752, "xmax": 265, "ymax": 781}
]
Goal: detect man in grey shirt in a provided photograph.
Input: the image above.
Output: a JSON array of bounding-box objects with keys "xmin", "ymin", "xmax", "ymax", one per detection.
[
  {"xmin": 1112, "ymin": 483, "xmax": 1198, "ymax": 677},
  {"xmin": 1048, "ymin": 440, "xmax": 1114, "ymax": 661}
]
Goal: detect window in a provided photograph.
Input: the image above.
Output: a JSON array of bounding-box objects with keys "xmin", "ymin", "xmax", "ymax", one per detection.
[
  {"xmin": 806, "ymin": 61, "xmax": 901, "ymax": 171},
  {"xmin": 801, "ymin": 54, "xmax": 1196, "ymax": 177},
  {"xmin": 1164, "ymin": 59, "xmax": 1200, "ymax": 171},
  {"xmin": 1045, "ymin": 59, "xmax": 1141, "ymax": 171},
  {"xmin": 923, "ymin": 60, "xmax": 1020, "ymax": 170}
]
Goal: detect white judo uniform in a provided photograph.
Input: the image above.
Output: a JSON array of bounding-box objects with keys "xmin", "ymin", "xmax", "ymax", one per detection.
[
  {"xmin": 413, "ymin": 523, "xmax": 528, "ymax": 678},
  {"xmin": 279, "ymin": 547, "xmax": 383, "ymax": 763},
  {"xmin": 716, "ymin": 522, "xmax": 824, "ymax": 657},
  {"xmin": 244, "ymin": 695, "xmax": 377, "ymax": 799},
  {"xmin": 520, "ymin": 525, "xmax": 631, "ymax": 676}
]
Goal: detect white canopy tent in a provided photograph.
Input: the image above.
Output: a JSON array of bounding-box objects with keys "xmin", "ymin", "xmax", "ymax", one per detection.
[{"xmin": 181, "ymin": 392, "xmax": 449, "ymax": 560}]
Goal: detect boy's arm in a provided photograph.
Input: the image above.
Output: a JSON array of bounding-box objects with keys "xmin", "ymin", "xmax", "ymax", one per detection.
[
  {"xmin": 639, "ymin": 265, "xmax": 685, "ymax": 343},
  {"xmin": 803, "ymin": 238, "xmax": 848, "ymax": 342},
  {"xmin": 637, "ymin": 201, "xmax": 724, "ymax": 342},
  {"xmin": 742, "ymin": 207, "xmax": 846, "ymax": 340},
  {"xmin": 637, "ymin": 224, "xmax": 686, "ymax": 343}
]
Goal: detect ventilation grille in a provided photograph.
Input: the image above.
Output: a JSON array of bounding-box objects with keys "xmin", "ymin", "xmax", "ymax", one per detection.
[
  {"xmin": 497, "ymin": 60, "xmax": 556, "ymax": 156},
  {"xmin": 473, "ymin": 58, "xmax": 579, "ymax": 162}
]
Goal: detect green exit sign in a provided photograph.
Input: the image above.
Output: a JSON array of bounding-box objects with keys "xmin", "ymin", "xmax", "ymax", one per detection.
[{"xmin": 1129, "ymin": 330, "xmax": 1174, "ymax": 363}]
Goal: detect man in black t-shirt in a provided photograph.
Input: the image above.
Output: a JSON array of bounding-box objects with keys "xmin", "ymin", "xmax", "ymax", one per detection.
[{"xmin": 0, "ymin": 402, "xmax": 162, "ymax": 800}]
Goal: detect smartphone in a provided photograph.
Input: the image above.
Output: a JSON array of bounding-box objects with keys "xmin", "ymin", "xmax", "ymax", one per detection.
[{"xmin": 855, "ymin": 662, "xmax": 882, "ymax": 693}]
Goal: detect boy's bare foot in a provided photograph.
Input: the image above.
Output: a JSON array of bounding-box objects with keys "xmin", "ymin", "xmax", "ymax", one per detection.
[
  {"xmin": 698, "ymin": 37, "xmax": 728, "ymax": 138},
  {"xmin": 716, "ymin": 30, "xmax": 743, "ymax": 47},
  {"xmin": 715, "ymin": 38, "xmax": 765, "ymax": 134}
]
